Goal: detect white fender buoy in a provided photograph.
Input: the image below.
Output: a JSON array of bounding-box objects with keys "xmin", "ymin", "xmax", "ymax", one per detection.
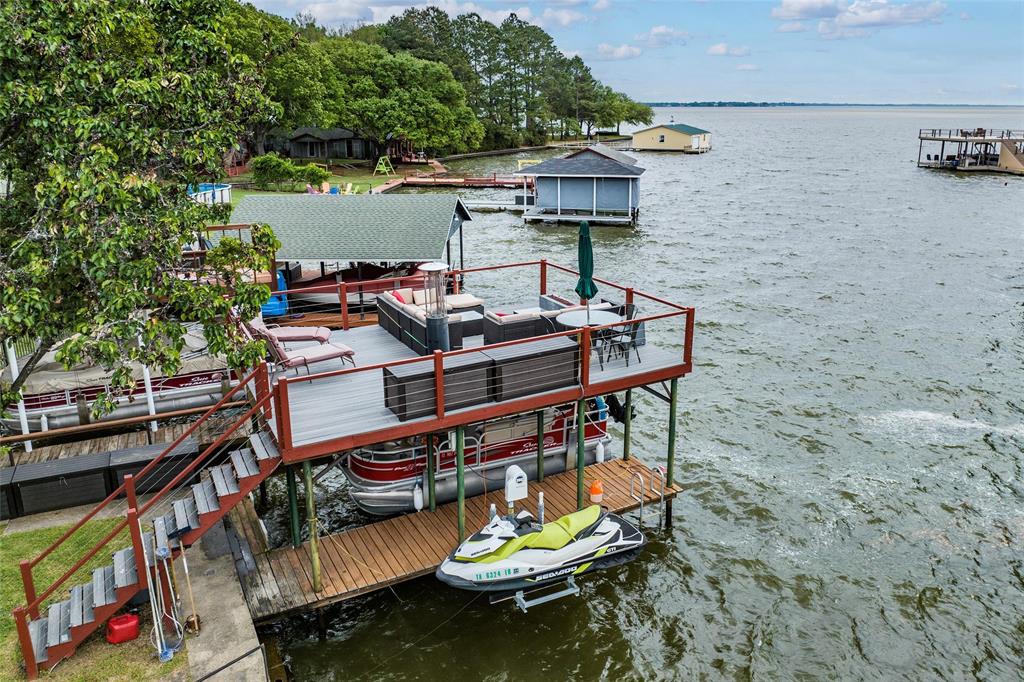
[
  {"xmin": 413, "ymin": 483, "xmax": 424, "ymax": 511},
  {"xmin": 596, "ymin": 441, "xmax": 605, "ymax": 463}
]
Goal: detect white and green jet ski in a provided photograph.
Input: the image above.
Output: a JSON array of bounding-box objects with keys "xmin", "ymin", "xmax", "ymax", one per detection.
[{"xmin": 436, "ymin": 505, "xmax": 645, "ymax": 593}]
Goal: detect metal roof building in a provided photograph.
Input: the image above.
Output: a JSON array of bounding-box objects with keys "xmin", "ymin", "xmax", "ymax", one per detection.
[
  {"xmin": 227, "ymin": 194, "xmax": 472, "ymax": 263},
  {"xmin": 629, "ymin": 123, "xmax": 712, "ymax": 153},
  {"xmin": 514, "ymin": 152, "xmax": 646, "ymax": 226}
]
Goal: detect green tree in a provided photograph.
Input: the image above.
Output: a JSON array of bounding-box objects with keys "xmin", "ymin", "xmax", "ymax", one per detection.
[
  {"xmin": 0, "ymin": 0, "xmax": 278, "ymax": 414},
  {"xmin": 322, "ymin": 38, "xmax": 483, "ymax": 159},
  {"xmin": 249, "ymin": 152, "xmax": 297, "ymax": 189}
]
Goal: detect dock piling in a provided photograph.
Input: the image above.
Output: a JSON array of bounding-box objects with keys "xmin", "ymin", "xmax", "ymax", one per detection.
[
  {"xmin": 286, "ymin": 466, "xmax": 300, "ymax": 548},
  {"xmin": 576, "ymin": 400, "xmax": 585, "ymax": 510},
  {"xmin": 456, "ymin": 425, "xmax": 466, "ymax": 541},
  {"xmin": 304, "ymin": 461, "xmax": 322, "ymax": 593},
  {"xmin": 623, "ymin": 389, "xmax": 632, "ymax": 461},
  {"xmin": 427, "ymin": 434, "xmax": 436, "ymax": 512},
  {"xmin": 667, "ymin": 378, "xmax": 678, "ymax": 487},
  {"xmin": 536, "ymin": 411, "xmax": 545, "ymax": 482}
]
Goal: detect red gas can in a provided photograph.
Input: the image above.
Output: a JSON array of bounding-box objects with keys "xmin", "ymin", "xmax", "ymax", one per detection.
[{"xmin": 106, "ymin": 614, "xmax": 140, "ymax": 644}]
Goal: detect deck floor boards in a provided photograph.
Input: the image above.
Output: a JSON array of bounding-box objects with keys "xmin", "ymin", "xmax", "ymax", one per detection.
[
  {"xmin": 271, "ymin": 324, "xmax": 683, "ymax": 450},
  {"xmin": 240, "ymin": 457, "xmax": 679, "ymax": 623}
]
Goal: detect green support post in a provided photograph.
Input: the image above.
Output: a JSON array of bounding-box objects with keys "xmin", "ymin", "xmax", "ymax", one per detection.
[
  {"xmin": 667, "ymin": 378, "xmax": 678, "ymax": 486},
  {"xmin": 286, "ymin": 465, "xmax": 300, "ymax": 548},
  {"xmin": 577, "ymin": 399, "xmax": 586, "ymax": 510},
  {"xmin": 426, "ymin": 434, "xmax": 436, "ymax": 512},
  {"xmin": 456, "ymin": 425, "xmax": 466, "ymax": 541},
  {"xmin": 304, "ymin": 461, "xmax": 322, "ymax": 593},
  {"xmin": 536, "ymin": 411, "xmax": 545, "ymax": 482},
  {"xmin": 622, "ymin": 389, "xmax": 633, "ymax": 461}
]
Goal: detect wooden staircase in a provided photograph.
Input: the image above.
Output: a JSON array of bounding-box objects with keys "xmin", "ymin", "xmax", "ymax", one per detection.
[{"xmin": 23, "ymin": 431, "xmax": 280, "ymax": 672}]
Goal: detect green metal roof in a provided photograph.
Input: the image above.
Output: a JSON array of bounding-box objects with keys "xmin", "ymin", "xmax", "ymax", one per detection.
[
  {"xmin": 228, "ymin": 194, "xmax": 471, "ymax": 262},
  {"xmin": 635, "ymin": 123, "xmax": 711, "ymax": 136}
]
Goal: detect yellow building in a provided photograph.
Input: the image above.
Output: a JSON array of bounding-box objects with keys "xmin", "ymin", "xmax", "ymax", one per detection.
[{"xmin": 630, "ymin": 123, "xmax": 712, "ymax": 153}]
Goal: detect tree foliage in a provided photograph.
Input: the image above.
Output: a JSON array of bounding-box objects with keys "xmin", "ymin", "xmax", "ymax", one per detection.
[{"xmin": 0, "ymin": 0, "xmax": 278, "ymax": 416}]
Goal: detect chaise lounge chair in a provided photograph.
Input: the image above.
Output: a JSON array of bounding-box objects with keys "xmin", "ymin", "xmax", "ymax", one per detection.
[
  {"xmin": 264, "ymin": 329, "xmax": 355, "ymax": 375},
  {"xmin": 247, "ymin": 316, "xmax": 332, "ymax": 346}
]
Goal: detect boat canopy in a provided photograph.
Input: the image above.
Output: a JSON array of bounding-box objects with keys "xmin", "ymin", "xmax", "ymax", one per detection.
[{"xmin": 227, "ymin": 194, "xmax": 472, "ymax": 264}]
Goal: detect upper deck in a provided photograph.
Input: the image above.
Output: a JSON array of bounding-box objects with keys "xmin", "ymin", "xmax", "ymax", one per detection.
[{"xmin": 253, "ymin": 260, "xmax": 694, "ymax": 463}]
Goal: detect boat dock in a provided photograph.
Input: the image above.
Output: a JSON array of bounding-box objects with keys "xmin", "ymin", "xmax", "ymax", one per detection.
[
  {"xmin": 373, "ymin": 173, "xmax": 533, "ymax": 194},
  {"xmin": 917, "ymin": 128, "xmax": 1024, "ymax": 175},
  {"xmin": 234, "ymin": 457, "xmax": 678, "ymax": 623}
]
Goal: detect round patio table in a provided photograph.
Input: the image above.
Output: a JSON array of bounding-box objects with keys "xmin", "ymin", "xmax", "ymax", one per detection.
[{"xmin": 555, "ymin": 309, "xmax": 622, "ymax": 328}]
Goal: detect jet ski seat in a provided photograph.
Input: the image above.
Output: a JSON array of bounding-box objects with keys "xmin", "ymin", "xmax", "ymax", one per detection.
[{"xmin": 472, "ymin": 506, "xmax": 604, "ymax": 563}]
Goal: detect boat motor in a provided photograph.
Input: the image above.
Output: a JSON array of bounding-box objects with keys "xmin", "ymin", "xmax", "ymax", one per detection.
[{"xmin": 504, "ymin": 465, "xmax": 528, "ymax": 516}]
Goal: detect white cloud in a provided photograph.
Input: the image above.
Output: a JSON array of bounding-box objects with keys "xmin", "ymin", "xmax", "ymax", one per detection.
[
  {"xmin": 593, "ymin": 0, "xmax": 611, "ymax": 9},
  {"xmin": 772, "ymin": 0, "xmax": 947, "ymax": 38},
  {"xmin": 541, "ymin": 7, "xmax": 585, "ymax": 27},
  {"xmin": 265, "ymin": 1, "xmax": 538, "ymax": 26},
  {"xmin": 736, "ymin": 63, "xmax": 761, "ymax": 71},
  {"xmin": 959, "ymin": 11, "xmax": 970, "ymax": 20},
  {"xmin": 597, "ymin": 43, "xmax": 642, "ymax": 60},
  {"xmin": 771, "ymin": 0, "xmax": 845, "ymax": 20},
  {"xmin": 776, "ymin": 21, "xmax": 810, "ymax": 32},
  {"xmin": 635, "ymin": 25, "xmax": 689, "ymax": 48},
  {"xmin": 706, "ymin": 42, "xmax": 751, "ymax": 56}
]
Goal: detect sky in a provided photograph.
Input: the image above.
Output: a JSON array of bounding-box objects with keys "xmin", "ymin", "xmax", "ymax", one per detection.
[{"xmin": 249, "ymin": 0, "xmax": 1024, "ymax": 104}]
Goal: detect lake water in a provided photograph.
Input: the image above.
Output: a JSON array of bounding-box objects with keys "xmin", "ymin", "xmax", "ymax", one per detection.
[{"xmin": 265, "ymin": 107, "xmax": 1024, "ymax": 680}]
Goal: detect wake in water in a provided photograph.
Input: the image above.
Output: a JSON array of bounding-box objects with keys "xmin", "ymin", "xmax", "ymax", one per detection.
[{"xmin": 859, "ymin": 410, "xmax": 1024, "ymax": 441}]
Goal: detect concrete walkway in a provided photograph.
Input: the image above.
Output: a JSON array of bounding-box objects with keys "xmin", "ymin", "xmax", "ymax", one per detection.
[{"xmin": 183, "ymin": 521, "xmax": 267, "ymax": 681}]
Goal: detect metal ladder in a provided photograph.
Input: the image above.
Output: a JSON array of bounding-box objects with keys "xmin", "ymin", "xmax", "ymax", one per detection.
[{"xmin": 629, "ymin": 465, "xmax": 667, "ymax": 529}]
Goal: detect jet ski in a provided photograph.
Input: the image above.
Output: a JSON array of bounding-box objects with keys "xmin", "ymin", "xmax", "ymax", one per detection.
[{"xmin": 436, "ymin": 505, "xmax": 645, "ymax": 593}]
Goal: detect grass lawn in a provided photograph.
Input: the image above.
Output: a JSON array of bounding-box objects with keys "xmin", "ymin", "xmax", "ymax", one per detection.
[
  {"xmin": 226, "ymin": 164, "xmax": 427, "ymax": 204},
  {"xmin": 0, "ymin": 521, "xmax": 186, "ymax": 681}
]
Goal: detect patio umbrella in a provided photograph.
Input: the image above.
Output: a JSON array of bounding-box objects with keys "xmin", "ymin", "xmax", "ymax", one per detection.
[{"xmin": 574, "ymin": 220, "xmax": 598, "ymax": 324}]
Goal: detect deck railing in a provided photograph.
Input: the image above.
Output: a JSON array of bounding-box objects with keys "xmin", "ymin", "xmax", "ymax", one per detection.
[
  {"xmin": 919, "ymin": 128, "xmax": 1024, "ymax": 140},
  {"xmin": 265, "ymin": 259, "xmax": 694, "ymax": 461},
  {"xmin": 12, "ymin": 363, "xmax": 275, "ymax": 663}
]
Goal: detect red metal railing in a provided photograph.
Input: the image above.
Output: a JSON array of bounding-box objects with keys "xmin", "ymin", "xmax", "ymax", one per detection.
[
  {"xmin": 13, "ymin": 362, "xmax": 274, "ymax": 675},
  {"xmin": 265, "ymin": 259, "xmax": 695, "ymax": 461}
]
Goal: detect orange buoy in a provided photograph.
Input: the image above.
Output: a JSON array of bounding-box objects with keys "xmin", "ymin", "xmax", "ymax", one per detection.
[{"xmin": 589, "ymin": 479, "xmax": 604, "ymax": 504}]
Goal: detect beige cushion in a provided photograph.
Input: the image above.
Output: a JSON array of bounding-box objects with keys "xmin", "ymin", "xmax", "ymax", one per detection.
[
  {"xmin": 380, "ymin": 291, "xmax": 397, "ymax": 303},
  {"xmin": 447, "ymin": 293, "xmax": 485, "ymax": 308},
  {"xmin": 496, "ymin": 312, "xmax": 536, "ymax": 323},
  {"xmin": 402, "ymin": 303, "xmax": 420, "ymax": 317},
  {"xmin": 413, "ymin": 308, "xmax": 427, "ymax": 322},
  {"xmin": 484, "ymin": 311, "xmax": 503, "ymax": 322},
  {"xmin": 394, "ymin": 287, "xmax": 414, "ymax": 303},
  {"xmin": 448, "ymin": 313, "xmax": 462, "ymax": 322},
  {"xmin": 412, "ymin": 289, "xmax": 431, "ymax": 306},
  {"xmin": 540, "ymin": 308, "xmax": 564, "ymax": 318}
]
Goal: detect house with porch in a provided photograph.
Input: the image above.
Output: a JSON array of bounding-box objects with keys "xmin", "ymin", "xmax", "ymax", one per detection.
[{"xmin": 287, "ymin": 128, "xmax": 370, "ymax": 161}]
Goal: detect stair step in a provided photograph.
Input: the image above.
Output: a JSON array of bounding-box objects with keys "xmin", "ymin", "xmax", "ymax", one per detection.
[
  {"xmin": 45, "ymin": 600, "xmax": 71, "ymax": 648},
  {"xmin": 112, "ymin": 547, "xmax": 138, "ymax": 588},
  {"xmin": 92, "ymin": 565, "xmax": 116, "ymax": 607},
  {"xmin": 211, "ymin": 463, "xmax": 240, "ymax": 498},
  {"xmin": 28, "ymin": 618, "xmax": 48, "ymax": 663},
  {"xmin": 250, "ymin": 431, "xmax": 279, "ymax": 461},
  {"xmin": 141, "ymin": 531, "xmax": 155, "ymax": 566},
  {"xmin": 230, "ymin": 448, "xmax": 260, "ymax": 479},
  {"xmin": 172, "ymin": 495, "xmax": 200, "ymax": 533},
  {"xmin": 153, "ymin": 512, "xmax": 181, "ymax": 547},
  {"xmin": 192, "ymin": 477, "xmax": 221, "ymax": 515},
  {"xmin": 70, "ymin": 582, "xmax": 94, "ymax": 628}
]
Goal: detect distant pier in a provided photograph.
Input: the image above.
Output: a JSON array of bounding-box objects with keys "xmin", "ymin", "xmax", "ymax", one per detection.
[{"xmin": 917, "ymin": 128, "xmax": 1024, "ymax": 176}]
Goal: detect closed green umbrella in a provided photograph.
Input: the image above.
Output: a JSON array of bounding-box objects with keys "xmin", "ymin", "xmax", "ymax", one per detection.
[{"xmin": 574, "ymin": 220, "xmax": 598, "ymax": 324}]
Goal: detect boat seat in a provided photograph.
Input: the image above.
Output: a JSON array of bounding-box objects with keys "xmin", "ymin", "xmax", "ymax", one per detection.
[{"xmin": 473, "ymin": 505, "xmax": 603, "ymax": 562}]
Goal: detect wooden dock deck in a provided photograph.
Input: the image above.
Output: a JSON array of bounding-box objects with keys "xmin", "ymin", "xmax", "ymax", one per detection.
[{"xmin": 236, "ymin": 457, "xmax": 678, "ymax": 623}]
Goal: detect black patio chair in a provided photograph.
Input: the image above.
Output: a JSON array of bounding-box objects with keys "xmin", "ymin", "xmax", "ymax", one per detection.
[{"xmin": 602, "ymin": 304, "xmax": 641, "ymax": 367}]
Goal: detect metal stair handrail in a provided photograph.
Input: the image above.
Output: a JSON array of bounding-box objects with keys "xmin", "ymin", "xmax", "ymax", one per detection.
[{"xmin": 15, "ymin": 362, "xmax": 269, "ymax": 620}]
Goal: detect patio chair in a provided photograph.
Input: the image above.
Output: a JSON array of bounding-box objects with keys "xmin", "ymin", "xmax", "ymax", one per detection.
[
  {"xmin": 264, "ymin": 330, "xmax": 355, "ymax": 376},
  {"xmin": 601, "ymin": 304, "xmax": 641, "ymax": 367},
  {"xmin": 247, "ymin": 316, "xmax": 331, "ymax": 346}
]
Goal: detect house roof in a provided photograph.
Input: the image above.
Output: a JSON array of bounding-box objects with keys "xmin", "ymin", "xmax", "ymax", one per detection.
[
  {"xmin": 227, "ymin": 194, "xmax": 472, "ymax": 263},
  {"xmin": 514, "ymin": 157, "xmax": 645, "ymax": 178},
  {"xmin": 634, "ymin": 123, "xmax": 711, "ymax": 136},
  {"xmin": 565, "ymin": 143, "xmax": 638, "ymax": 166},
  {"xmin": 289, "ymin": 127, "xmax": 359, "ymax": 141}
]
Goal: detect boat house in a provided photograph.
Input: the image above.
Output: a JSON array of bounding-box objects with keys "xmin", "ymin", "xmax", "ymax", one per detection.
[
  {"xmin": 917, "ymin": 128, "xmax": 1024, "ymax": 175},
  {"xmin": 630, "ymin": 123, "xmax": 712, "ymax": 153},
  {"xmin": 226, "ymin": 194, "xmax": 472, "ymax": 321},
  {"xmin": 514, "ymin": 146, "xmax": 645, "ymax": 226}
]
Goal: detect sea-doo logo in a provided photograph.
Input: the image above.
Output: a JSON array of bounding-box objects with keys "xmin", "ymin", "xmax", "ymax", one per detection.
[{"xmin": 534, "ymin": 566, "xmax": 575, "ymax": 581}]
